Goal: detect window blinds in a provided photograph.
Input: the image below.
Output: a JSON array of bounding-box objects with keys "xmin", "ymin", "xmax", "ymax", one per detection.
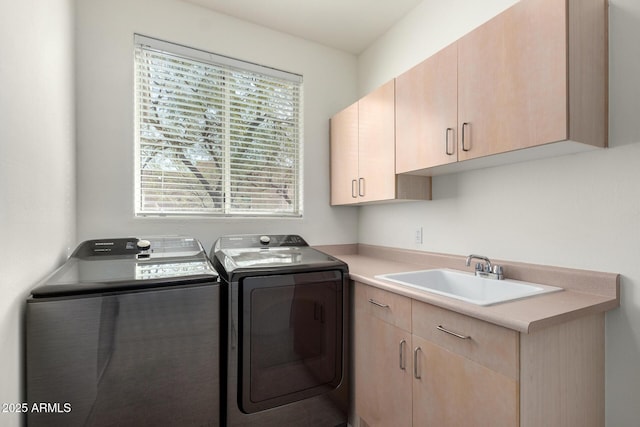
[{"xmin": 134, "ymin": 35, "xmax": 303, "ymax": 216}]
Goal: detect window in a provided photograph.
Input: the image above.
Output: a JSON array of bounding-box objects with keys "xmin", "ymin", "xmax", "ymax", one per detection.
[{"xmin": 134, "ymin": 35, "xmax": 303, "ymax": 217}]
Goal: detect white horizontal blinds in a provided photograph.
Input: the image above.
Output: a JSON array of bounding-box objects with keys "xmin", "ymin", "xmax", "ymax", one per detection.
[
  {"xmin": 135, "ymin": 47, "xmax": 226, "ymax": 214},
  {"xmin": 134, "ymin": 35, "xmax": 302, "ymax": 216},
  {"xmin": 227, "ymin": 71, "xmax": 301, "ymax": 214}
]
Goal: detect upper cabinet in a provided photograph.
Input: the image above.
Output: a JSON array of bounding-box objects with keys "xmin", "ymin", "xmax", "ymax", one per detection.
[
  {"xmin": 395, "ymin": 0, "xmax": 607, "ymax": 175},
  {"xmin": 330, "ymin": 102, "xmax": 360, "ymax": 205},
  {"xmin": 330, "ymin": 81, "xmax": 431, "ymax": 206},
  {"xmin": 332, "ymin": 0, "xmax": 607, "ymax": 202},
  {"xmin": 458, "ymin": 0, "xmax": 608, "ymax": 160},
  {"xmin": 357, "ymin": 80, "xmax": 397, "ymax": 204},
  {"xmin": 458, "ymin": 0, "xmax": 568, "ymax": 161},
  {"xmin": 396, "ymin": 42, "xmax": 458, "ymax": 173}
]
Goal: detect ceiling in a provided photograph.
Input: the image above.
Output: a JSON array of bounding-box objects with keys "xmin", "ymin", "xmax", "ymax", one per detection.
[{"xmin": 181, "ymin": 0, "xmax": 424, "ymax": 54}]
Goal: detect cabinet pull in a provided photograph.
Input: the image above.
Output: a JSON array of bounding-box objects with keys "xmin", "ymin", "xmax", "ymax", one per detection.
[
  {"xmin": 351, "ymin": 179, "xmax": 357, "ymax": 198},
  {"xmin": 445, "ymin": 127, "xmax": 454, "ymax": 155},
  {"xmin": 461, "ymin": 122, "xmax": 470, "ymax": 152},
  {"xmin": 368, "ymin": 298, "xmax": 389, "ymax": 308},
  {"xmin": 358, "ymin": 177, "xmax": 365, "ymax": 197},
  {"xmin": 399, "ymin": 339, "xmax": 407, "ymax": 370},
  {"xmin": 437, "ymin": 325, "xmax": 471, "ymax": 340},
  {"xmin": 413, "ymin": 346, "xmax": 422, "ymax": 379}
]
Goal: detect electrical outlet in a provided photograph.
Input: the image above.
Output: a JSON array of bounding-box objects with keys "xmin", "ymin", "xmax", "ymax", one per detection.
[{"xmin": 414, "ymin": 227, "xmax": 423, "ymax": 244}]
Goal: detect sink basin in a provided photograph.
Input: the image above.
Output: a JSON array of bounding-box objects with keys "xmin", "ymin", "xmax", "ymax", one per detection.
[{"xmin": 375, "ymin": 268, "xmax": 562, "ymax": 306}]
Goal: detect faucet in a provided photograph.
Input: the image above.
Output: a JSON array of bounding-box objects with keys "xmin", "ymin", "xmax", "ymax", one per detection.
[{"xmin": 465, "ymin": 254, "xmax": 504, "ymax": 280}]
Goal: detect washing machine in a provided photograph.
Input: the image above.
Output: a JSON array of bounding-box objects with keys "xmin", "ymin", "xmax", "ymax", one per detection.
[
  {"xmin": 211, "ymin": 234, "xmax": 349, "ymax": 427},
  {"xmin": 26, "ymin": 236, "xmax": 221, "ymax": 427}
]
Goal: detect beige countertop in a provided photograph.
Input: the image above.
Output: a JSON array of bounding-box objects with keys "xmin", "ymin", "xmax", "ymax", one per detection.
[{"xmin": 317, "ymin": 244, "xmax": 620, "ymax": 334}]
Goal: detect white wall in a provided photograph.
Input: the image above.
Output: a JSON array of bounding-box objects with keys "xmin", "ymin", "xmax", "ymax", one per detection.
[
  {"xmin": 358, "ymin": 0, "xmax": 517, "ymax": 95},
  {"xmin": 75, "ymin": 0, "xmax": 359, "ymax": 252},
  {"xmin": 356, "ymin": 0, "xmax": 640, "ymax": 425},
  {"xmin": 0, "ymin": 0, "xmax": 76, "ymax": 425}
]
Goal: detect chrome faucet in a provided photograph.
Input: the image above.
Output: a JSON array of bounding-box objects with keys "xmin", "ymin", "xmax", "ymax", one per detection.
[{"xmin": 465, "ymin": 254, "xmax": 504, "ymax": 280}]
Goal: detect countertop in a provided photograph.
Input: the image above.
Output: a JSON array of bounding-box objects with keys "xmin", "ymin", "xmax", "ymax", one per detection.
[{"xmin": 317, "ymin": 244, "xmax": 620, "ymax": 334}]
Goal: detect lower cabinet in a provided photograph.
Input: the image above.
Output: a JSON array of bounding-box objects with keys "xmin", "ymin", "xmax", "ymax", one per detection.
[
  {"xmin": 412, "ymin": 301, "xmax": 518, "ymax": 427},
  {"xmin": 352, "ymin": 281, "xmax": 605, "ymax": 427},
  {"xmin": 353, "ymin": 282, "xmax": 412, "ymax": 427}
]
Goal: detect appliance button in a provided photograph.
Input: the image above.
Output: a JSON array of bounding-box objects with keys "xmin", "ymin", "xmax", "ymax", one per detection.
[
  {"xmin": 137, "ymin": 239, "xmax": 151, "ymax": 250},
  {"xmin": 259, "ymin": 235, "xmax": 271, "ymax": 245}
]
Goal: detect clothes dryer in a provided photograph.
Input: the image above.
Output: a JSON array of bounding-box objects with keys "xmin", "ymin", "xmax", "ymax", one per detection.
[{"xmin": 211, "ymin": 234, "xmax": 348, "ymax": 427}]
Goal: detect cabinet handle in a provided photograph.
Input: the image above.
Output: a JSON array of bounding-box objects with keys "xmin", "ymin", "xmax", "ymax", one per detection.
[
  {"xmin": 358, "ymin": 177, "xmax": 365, "ymax": 197},
  {"xmin": 413, "ymin": 346, "xmax": 422, "ymax": 379},
  {"xmin": 368, "ymin": 298, "xmax": 389, "ymax": 308},
  {"xmin": 351, "ymin": 179, "xmax": 357, "ymax": 198},
  {"xmin": 445, "ymin": 127, "xmax": 454, "ymax": 155},
  {"xmin": 437, "ymin": 325, "xmax": 471, "ymax": 340},
  {"xmin": 461, "ymin": 122, "xmax": 470, "ymax": 152},
  {"xmin": 399, "ymin": 339, "xmax": 407, "ymax": 370}
]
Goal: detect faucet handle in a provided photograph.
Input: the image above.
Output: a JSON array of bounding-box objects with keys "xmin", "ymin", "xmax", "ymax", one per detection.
[
  {"xmin": 475, "ymin": 262, "xmax": 484, "ymax": 272},
  {"xmin": 492, "ymin": 265, "xmax": 504, "ymax": 279}
]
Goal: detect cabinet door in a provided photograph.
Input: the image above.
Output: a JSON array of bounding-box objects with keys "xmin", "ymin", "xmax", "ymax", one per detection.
[
  {"xmin": 457, "ymin": 0, "xmax": 568, "ymax": 161},
  {"xmin": 412, "ymin": 336, "xmax": 518, "ymax": 427},
  {"xmin": 396, "ymin": 42, "xmax": 458, "ymax": 173},
  {"xmin": 353, "ymin": 283, "xmax": 412, "ymax": 427},
  {"xmin": 358, "ymin": 80, "xmax": 396, "ymax": 203},
  {"xmin": 330, "ymin": 102, "xmax": 359, "ymax": 205}
]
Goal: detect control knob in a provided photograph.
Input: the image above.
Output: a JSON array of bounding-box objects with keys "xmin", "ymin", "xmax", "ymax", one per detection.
[
  {"xmin": 137, "ymin": 239, "xmax": 151, "ymax": 250},
  {"xmin": 259, "ymin": 235, "xmax": 271, "ymax": 245}
]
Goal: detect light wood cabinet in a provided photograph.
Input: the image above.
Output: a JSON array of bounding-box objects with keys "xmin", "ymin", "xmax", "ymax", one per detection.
[
  {"xmin": 330, "ymin": 81, "xmax": 431, "ymax": 205},
  {"xmin": 458, "ymin": 0, "xmax": 567, "ymax": 160},
  {"xmin": 413, "ymin": 336, "xmax": 518, "ymax": 426},
  {"xmin": 352, "ymin": 281, "xmax": 605, "ymax": 427},
  {"xmin": 353, "ymin": 282, "xmax": 412, "ymax": 427},
  {"xmin": 330, "ymin": 103, "xmax": 359, "ymax": 205},
  {"xmin": 396, "ymin": 42, "xmax": 458, "ymax": 173},
  {"xmin": 394, "ymin": 0, "xmax": 607, "ymax": 174},
  {"xmin": 357, "ymin": 80, "xmax": 397, "ymax": 204},
  {"xmin": 412, "ymin": 300, "xmax": 519, "ymax": 426}
]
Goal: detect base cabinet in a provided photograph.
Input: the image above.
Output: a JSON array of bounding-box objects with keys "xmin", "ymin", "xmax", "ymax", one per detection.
[
  {"xmin": 412, "ymin": 295, "xmax": 519, "ymax": 427},
  {"xmin": 354, "ymin": 315, "xmax": 412, "ymax": 427},
  {"xmin": 413, "ymin": 337, "xmax": 518, "ymax": 426},
  {"xmin": 352, "ymin": 281, "xmax": 605, "ymax": 427},
  {"xmin": 353, "ymin": 282, "xmax": 412, "ymax": 427}
]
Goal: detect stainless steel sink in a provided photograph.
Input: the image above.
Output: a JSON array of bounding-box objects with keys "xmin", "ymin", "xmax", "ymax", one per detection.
[{"xmin": 375, "ymin": 268, "xmax": 562, "ymax": 306}]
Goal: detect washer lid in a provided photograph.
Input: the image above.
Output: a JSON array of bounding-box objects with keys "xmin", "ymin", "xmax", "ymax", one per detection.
[
  {"xmin": 31, "ymin": 237, "xmax": 217, "ymax": 298},
  {"xmin": 211, "ymin": 234, "xmax": 347, "ymax": 280},
  {"xmin": 220, "ymin": 246, "xmax": 327, "ymax": 268},
  {"xmin": 213, "ymin": 234, "xmax": 308, "ymax": 251}
]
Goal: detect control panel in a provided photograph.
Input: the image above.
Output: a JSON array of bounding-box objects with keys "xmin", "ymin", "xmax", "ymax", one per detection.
[
  {"xmin": 72, "ymin": 237, "xmax": 203, "ymax": 259},
  {"xmin": 215, "ymin": 234, "xmax": 309, "ymax": 250}
]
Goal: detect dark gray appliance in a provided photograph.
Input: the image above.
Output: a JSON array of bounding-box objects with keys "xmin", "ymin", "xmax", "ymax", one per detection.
[
  {"xmin": 212, "ymin": 234, "xmax": 349, "ymax": 427},
  {"xmin": 26, "ymin": 236, "xmax": 220, "ymax": 427}
]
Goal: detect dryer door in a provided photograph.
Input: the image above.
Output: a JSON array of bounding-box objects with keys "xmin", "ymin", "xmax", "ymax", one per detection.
[{"xmin": 239, "ymin": 270, "xmax": 344, "ymax": 413}]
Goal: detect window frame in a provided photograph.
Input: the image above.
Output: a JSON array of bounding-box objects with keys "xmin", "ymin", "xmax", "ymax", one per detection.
[{"xmin": 133, "ymin": 34, "xmax": 304, "ymax": 218}]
